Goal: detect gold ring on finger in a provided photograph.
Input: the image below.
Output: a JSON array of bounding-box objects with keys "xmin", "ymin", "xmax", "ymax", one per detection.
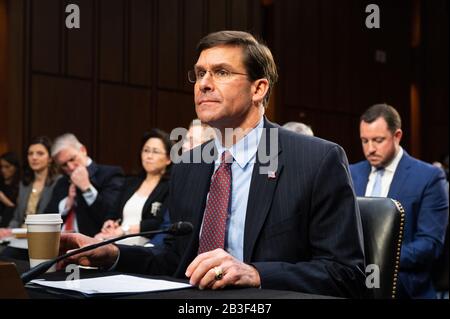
[{"xmin": 213, "ymin": 266, "xmax": 223, "ymax": 280}]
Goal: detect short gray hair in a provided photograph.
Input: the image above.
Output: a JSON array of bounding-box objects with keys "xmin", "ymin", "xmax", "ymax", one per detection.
[
  {"xmin": 282, "ymin": 122, "xmax": 314, "ymax": 136},
  {"xmin": 51, "ymin": 133, "xmax": 83, "ymax": 157}
]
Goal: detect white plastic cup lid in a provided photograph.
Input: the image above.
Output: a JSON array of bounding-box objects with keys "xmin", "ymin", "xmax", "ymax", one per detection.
[{"xmin": 25, "ymin": 213, "xmax": 63, "ymax": 225}]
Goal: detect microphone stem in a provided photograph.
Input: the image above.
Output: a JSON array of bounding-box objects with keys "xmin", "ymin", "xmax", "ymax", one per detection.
[
  {"xmin": 55, "ymin": 229, "xmax": 162, "ymax": 263},
  {"xmin": 21, "ymin": 228, "xmax": 166, "ymax": 283}
]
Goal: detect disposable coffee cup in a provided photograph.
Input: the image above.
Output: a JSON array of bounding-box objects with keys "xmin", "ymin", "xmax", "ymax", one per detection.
[{"xmin": 25, "ymin": 214, "xmax": 63, "ymax": 272}]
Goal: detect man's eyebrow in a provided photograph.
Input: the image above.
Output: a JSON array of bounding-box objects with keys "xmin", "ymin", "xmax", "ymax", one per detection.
[{"xmin": 194, "ymin": 63, "xmax": 233, "ymax": 70}]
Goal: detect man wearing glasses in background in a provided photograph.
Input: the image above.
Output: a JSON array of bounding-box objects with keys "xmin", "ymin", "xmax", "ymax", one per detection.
[{"xmin": 45, "ymin": 133, "xmax": 124, "ymax": 237}]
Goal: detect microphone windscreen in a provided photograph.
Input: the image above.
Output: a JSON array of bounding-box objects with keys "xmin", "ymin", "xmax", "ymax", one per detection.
[{"xmin": 168, "ymin": 221, "xmax": 193, "ymax": 235}]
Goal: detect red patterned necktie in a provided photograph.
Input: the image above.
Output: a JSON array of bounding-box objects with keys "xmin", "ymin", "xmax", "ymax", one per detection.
[
  {"xmin": 64, "ymin": 207, "xmax": 76, "ymax": 232},
  {"xmin": 198, "ymin": 151, "xmax": 233, "ymax": 254}
]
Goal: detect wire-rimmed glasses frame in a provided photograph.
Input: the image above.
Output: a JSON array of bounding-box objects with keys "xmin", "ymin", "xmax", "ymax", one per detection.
[
  {"xmin": 187, "ymin": 68, "xmax": 248, "ymax": 84},
  {"xmin": 142, "ymin": 148, "xmax": 166, "ymax": 156}
]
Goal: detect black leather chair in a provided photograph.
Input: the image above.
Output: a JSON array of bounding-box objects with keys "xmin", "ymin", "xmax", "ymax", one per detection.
[{"xmin": 357, "ymin": 197, "xmax": 405, "ymax": 299}]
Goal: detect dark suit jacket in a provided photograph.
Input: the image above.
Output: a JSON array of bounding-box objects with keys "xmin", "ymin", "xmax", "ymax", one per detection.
[
  {"xmin": 117, "ymin": 118, "xmax": 366, "ymax": 298},
  {"xmin": 105, "ymin": 175, "xmax": 169, "ymax": 234},
  {"xmin": 0, "ymin": 182, "xmax": 19, "ymax": 227},
  {"xmin": 350, "ymin": 151, "xmax": 449, "ymax": 298},
  {"xmin": 45, "ymin": 162, "xmax": 124, "ymax": 237}
]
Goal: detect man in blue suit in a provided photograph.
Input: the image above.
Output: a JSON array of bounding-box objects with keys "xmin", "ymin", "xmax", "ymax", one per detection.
[
  {"xmin": 350, "ymin": 104, "xmax": 449, "ymax": 298},
  {"xmin": 59, "ymin": 31, "xmax": 366, "ymax": 298}
]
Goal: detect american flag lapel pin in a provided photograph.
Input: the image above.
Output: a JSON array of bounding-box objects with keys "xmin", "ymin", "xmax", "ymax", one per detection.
[{"xmin": 268, "ymin": 171, "xmax": 276, "ymax": 179}]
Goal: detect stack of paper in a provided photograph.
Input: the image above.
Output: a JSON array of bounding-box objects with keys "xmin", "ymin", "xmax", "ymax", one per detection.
[{"xmin": 29, "ymin": 274, "xmax": 192, "ymax": 295}]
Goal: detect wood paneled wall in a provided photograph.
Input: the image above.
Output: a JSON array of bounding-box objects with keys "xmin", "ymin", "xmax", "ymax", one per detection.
[
  {"xmin": 7, "ymin": 0, "xmax": 262, "ymax": 173},
  {"xmin": 272, "ymin": 0, "xmax": 414, "ymax": 163},
  {"xmin": 0, "ymin": 0, "xmax": 8, "ymax": 154},
  {"xmin": 5, "ymin": 0, "xmax": 448, "ymax": 172},
  {"xmin": 420, "ymin": 0, "xmax": 449, "ymax": 164}
]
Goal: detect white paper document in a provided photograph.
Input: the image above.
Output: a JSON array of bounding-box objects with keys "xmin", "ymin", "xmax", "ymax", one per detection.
[
  {"xmin": 8, "ymin": 238, "xmax": 28, "ymax": 249},
  {"xmin": 30, "ymin": 274, "xmax": 192, "ymax": 295}
]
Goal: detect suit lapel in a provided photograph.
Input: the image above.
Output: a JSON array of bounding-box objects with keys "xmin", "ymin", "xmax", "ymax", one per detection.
[
  {"xmin": 142, "ymin": 179, "xmax": 164, "ymax": 215},
  {"xmin": 190, "ymin": 143, "xmax": 217, "ymax": 230},
  {"xmin": 243, "ymin": 119, "xmax": 283, "ymax": 262},
  {"xmin": 21, "ymin": 184, "xmax": 32, "ymax": 203},
  {"xmin": 36, "ymin": 183, "xmax": 52, "ymax": 213},
  {"xmin": 388, "ymin": 151, "xmax": 411, "ymax": 198},
  {"xmin": 190, "ymin": 161, "xmax": 215, "ymax": 239},
  {"xmin": 354, "ymin": 162, "xmax": 371, "ymax": 196},
  {"xmin": 178, "ymin": 143, "xmax": 216, "ymax": 271},
  {"xmin": 17, "ymin": 184, "xmax": 32, "ymax": 218}
]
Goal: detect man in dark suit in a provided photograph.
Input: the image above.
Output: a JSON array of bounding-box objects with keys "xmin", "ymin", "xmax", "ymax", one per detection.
[
  {"xmin": 45, "ymin": 133, "xmax": 124, "ymax": 237},
  {"xmin": 60, "ymin": 31, "xmax": 366, "ymax": 298},
  {"xmin": 350, "ymin": 104, "xmax": 449, "ymax": 298}
]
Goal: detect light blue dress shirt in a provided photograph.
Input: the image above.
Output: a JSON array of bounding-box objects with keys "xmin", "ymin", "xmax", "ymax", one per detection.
[{"xmin": 204, "ymin": 117, "xmax": 264, "ymax": 261}]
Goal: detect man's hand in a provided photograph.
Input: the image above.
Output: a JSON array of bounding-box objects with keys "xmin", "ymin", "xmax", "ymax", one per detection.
[
  {"xmin": 101, "ymin": 219, "xmax": 120, "ymax": 231},
  {"xmin": 58, "ymin": 233, "xmax": 119, "ymax": 269},
  {"xmin": 70, "ymin": 166, "xmax": 91, "ymax": 191},
  {"xmin": 185, "ymin": 248, "xmax": 261, "ymax": 290},
  {"xmin": 95, "ymin": 219, "xmax": 121, "ymax": 240},
  {"xmin": 0, "ymin": 228, "xmax": 13, "ymax": 238},
  {"xmin": 65, "ymin": 183, "xmax": 77, "ymax": 210}
]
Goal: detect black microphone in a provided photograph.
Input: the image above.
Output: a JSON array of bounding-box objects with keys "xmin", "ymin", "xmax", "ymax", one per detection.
[{"xmin": 21, "ymin": 221, "xmax": 193, "ymax": 284}]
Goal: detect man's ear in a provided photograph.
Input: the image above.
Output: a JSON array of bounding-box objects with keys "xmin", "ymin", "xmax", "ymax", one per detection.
[
  {"xmin": 80, "ymin": 145, "xmax": 88, "ymax": 156},
  {"xmin": 394, "ymin": 129, "xmax": 403, "ymax": 144},
  {"xmin": 251, "ymin": 79, "xmax": 269, "ymax": 105}
]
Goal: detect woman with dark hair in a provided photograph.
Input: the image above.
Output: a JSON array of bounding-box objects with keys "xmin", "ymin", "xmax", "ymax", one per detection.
[
  {"xmin": 0, "ymin": 152, "xmax": 20, "ymax": 227},
  {"xmin": 95, "ymin": 129, "xmax": 173, "ymax": 245},
  {"xmin": 0, "ymin": 136, "xmax": 61, "ymax": 237}
]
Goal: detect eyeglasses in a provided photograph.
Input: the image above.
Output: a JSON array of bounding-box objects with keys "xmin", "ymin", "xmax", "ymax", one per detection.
[
  {"xmin": 187, "ymin": 68, "xmax": 247, "ymax": 83},
  {"xmin": 142, "ymin": 148, "xmax": 166, "ymax": 156}
]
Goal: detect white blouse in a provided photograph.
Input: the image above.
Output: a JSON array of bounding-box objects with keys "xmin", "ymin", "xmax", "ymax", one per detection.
[
  {"xmin": 118, "ymin": 192, "xmax": 149, "ymax": 246},
  {"xmin": 122, "ymin": 192, "xmax": 147, "ymax": 226}
]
